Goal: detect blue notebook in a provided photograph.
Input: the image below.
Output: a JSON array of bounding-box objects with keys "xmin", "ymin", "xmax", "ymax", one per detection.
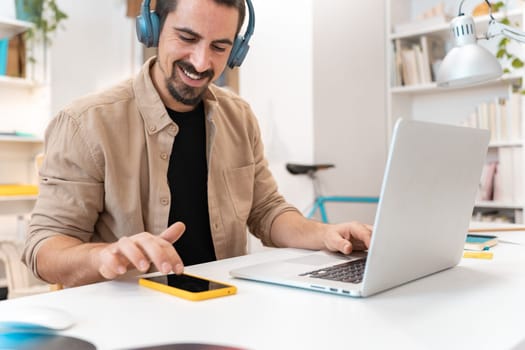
[{"xmin": 465, "ymin": 234, "xmax": 498, "ymax": 251}]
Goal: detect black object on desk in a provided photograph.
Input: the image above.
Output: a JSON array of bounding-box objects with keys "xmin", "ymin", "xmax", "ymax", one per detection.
[
  {"xmin": 0, "ymin": 332, "xmax": 96, "ymax": 350},
  {"xmin": 126, "ymin": 343, "xmax": 247, "ymax": 350}
]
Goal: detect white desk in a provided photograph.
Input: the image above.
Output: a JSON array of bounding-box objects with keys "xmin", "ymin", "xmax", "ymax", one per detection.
[{"xmin": 1, "ymin": 230, "xmax": 525, "ymax": 350}]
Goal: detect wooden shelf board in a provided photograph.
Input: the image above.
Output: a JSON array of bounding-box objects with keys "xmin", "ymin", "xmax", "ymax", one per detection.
[{"xmin": 0, "ymin": 17, "xmax": 32, "ymax": 39}]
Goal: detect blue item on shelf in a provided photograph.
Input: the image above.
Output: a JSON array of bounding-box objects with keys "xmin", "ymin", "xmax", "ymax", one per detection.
[
  {"xmin": 15, "ymin": 0, "xmax": 43, "ymax": 22},
  {"xmin": 0, "ymin": 39, "xmax": 9, "ymax": 76}
]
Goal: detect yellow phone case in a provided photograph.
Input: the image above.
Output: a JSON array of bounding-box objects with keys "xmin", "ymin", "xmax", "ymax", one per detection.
[{"xmin": 139, "ymin": 273, "xmax": 237, "ymax": 301}]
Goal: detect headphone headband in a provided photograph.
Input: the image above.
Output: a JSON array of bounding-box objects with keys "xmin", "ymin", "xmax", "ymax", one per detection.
[{"xmin": 136, "ymin": 0, "xmax": 255, "ymax": 68}]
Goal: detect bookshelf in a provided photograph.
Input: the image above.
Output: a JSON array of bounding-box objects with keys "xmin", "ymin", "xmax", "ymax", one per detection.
[
  {"xmin": 386, "ymin": 0, "xmax": 525, "ymax": 223},
  {"xmin": 0, "ymin": 16, "xmax": 47, "ymax": 241}
]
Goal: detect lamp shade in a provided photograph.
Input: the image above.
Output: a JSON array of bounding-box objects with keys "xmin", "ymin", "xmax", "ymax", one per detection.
[{"xmin": 436, "ymin": 15, "xmax": 503, "ymax": 88}]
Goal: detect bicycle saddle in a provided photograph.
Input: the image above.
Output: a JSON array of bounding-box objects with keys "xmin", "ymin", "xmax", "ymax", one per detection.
[{"xmin": 285, "ymin": 163, "xmax": 335, "ymax": 175}]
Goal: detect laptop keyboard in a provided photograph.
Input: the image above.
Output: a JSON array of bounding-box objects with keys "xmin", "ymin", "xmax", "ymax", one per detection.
[{"xmin": 300, "ymin": 258, "xmax": 367, "ymax": 284}]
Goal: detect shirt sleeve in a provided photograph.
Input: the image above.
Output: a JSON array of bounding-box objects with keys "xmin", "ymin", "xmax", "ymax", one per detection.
[
  {"xmin": 22, "ymin": 111, "xmax": 105, "ymax": 276},
  {"xmin": 244, "ymin": 108, "xmax": 300, "ymax": 247}
]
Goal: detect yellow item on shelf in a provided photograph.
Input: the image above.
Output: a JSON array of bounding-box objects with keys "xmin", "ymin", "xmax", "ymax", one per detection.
[
  {"xmin": 472, "ymin": 2, "xmax": 490, "ymax": 16},
  {"xmin": 0, "ymin": 184, "xmax": 39, "ymax": 196},
  {"xmin": 463, "ymin": 250, "xmax": 494, "ymax": 260}
]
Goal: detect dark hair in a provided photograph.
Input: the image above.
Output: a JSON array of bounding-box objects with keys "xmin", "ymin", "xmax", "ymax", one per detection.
[{"xmin": 155, "ymin": 0, "xmax": 246, "ymax": 35}]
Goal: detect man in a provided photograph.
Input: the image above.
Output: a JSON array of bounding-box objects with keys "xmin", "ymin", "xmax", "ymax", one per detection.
[{"xmin": 22, "ymin": 0, "xmax": 372, "ymax": 287}]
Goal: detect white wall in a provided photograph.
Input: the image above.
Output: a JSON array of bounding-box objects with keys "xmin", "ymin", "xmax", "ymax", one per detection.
[
  {"xmin": 239, "ymin": 0, "xmax": 315, "ymax": 251},
  {"xmin": 51, "ymin": 0, "xmax": 140, "ymax": 116},
  {"xmin": 312, "ymin": 0, "xmax": 386, "ymax": 224},
  {"xmin": 240, "ymin": 0, "xmax": 315, "ymax": 212},
  {"xmin": 241, "ymin": 0, "xmax": 387, "ymax": 230}
]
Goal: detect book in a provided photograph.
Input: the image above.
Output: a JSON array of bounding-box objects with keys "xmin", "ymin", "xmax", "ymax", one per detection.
[
  {"xmin": 465, "ymin": 234, "xmax": 498, "ymax": 251},
  {"xmin": 419, "ymin": 36, "xmax": 432, "ymax": 83},
  {"xmin": 493, "ymin": 148, "xmax": 514, "ymax": 203},
  {"xmin": 394, "ymin": 39, "xmax": 404, "ymax": 86},
  {"xmin": 513, "ymin": 146, "xmax": 524, "ymax": 204},
  {"xmin": 400, "ymin": 47, "xmax": 419, "ymax": 85},
  {"xmin": 476, "ymin": 161, "xmax": 497, "ymax": 201},
  {"xmin": 0, "ymin": 184, "xmax": 39, "ymax": 196},
  {"xmin": 508, "ymin": 92, "xmax": 522, "ymax": 141}
]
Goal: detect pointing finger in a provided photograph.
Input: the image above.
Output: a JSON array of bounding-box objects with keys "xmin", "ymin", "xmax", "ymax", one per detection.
[{"xmin": 160, "ymin": 222, "xmax": 186, "ymax": 244}]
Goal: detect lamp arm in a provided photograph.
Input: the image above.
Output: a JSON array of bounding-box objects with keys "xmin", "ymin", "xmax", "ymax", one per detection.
[{"xmin": 486, "ymin": 20, "xmax": 525, "ymax": 43}]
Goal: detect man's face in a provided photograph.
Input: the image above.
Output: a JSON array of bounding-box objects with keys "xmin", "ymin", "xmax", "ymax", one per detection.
[{"xmin": 155, "ymin": 0, "xmax": 239, "ymax": 109}]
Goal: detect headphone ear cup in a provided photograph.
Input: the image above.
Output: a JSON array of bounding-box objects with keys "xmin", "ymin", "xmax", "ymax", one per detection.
[
  {"xmin": 136, "ymin": 10, "xmax": 160, "ymax": 47},
  {"xmin": 136, "ymin": 13, "xmax": 149, "ymax": 46},
  {"xmin": 228, "ymin": 36, "xmax": 250, "ymax": 69},
  {"xmin": 149, "ymin": 11, "xmax": 160, "ymax": 47}
]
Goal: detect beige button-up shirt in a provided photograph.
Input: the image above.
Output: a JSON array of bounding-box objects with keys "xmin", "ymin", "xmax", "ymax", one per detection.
[{"xmin": 23, "ymin": 57, "xmax": 298, "ymax": 276}]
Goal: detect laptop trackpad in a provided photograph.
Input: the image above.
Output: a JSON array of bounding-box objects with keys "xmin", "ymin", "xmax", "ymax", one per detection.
[{"xmin": 286, "ymin": 253, "xmax": 349, "ymax": 266}]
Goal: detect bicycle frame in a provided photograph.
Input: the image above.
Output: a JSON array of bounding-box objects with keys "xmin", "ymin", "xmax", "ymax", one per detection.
[
  {"xmin": 307, "ymin": 196, "xmax": 379, "ymax": 223},
  {"xmin": 286, "ymin": 163, "xmax": 379, "ymax": 223}
]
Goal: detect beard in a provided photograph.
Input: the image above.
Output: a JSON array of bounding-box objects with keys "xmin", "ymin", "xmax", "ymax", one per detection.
[{"xmin": 166, "ymin": 60, "xmax": 214, "ymax": 106}]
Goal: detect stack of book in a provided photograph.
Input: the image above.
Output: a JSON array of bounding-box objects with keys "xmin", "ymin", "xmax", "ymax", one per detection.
[
  {"xmin": 0, "ymin": 184, "xmax": 39, "ymax": 196},
  {"xmin": 462, "ymin": 94, "xmax": 522, "ymax": 144},
  {"xmin": 392, "ymin": 36, "xmax": 446, "ymax": 87},
  {"xmin": 466, "ymin": 94, "xmax": 523, "ymax": 205}
]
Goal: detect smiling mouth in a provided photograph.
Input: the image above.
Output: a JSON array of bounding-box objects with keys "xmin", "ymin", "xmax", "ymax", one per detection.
[
  {"xmin": 178, "ymin": 63, "xmax": 210, "ymax": 81},
  {"xmin": 182, "ymin": 67, "xmax": 204, "ymax": 80}
]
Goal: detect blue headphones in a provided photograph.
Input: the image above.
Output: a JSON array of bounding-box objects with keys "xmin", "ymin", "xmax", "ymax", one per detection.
[{"xmin": 136, "ymin": 0, "xmax": 255, "ymax": 69}]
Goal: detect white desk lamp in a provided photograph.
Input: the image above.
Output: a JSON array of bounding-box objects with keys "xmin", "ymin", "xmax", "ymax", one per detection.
[{"xmin": 437, "ymin": 0, "xmax": 525, "ymax": 87}]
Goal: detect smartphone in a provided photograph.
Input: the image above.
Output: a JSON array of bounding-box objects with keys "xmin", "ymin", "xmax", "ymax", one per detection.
[{"xmin": 139, "ymin": 273, "xmax": 237, "ymax": 301}]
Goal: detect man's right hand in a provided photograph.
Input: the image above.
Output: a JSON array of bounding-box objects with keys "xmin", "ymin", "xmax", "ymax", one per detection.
[{"xmin": 96, "ymin": 222, "xmax": 186, "ymax": 280}]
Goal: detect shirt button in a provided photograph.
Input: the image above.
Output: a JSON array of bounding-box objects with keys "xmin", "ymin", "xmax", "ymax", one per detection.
[
  {"xmin": 214, "ymin": 223, "xmax": 219, "ymax": 230},
  {"xmin": 169, "ymin": 125, "xmax": 177, "ymax": 134},
  {"xmin": 160, "ymin": 152, "xmax": 168, "ymax": 160},
  {"xmin": 149, "ymin": 125, "xmax": 156, "ymax": 132},
  {"xmin": 160, "ymin": 198, "xmax": 169, "ymax": 206}
]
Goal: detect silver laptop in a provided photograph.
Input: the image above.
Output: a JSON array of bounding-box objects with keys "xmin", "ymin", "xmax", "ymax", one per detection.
[{"xmin": 230, "ymin": 119, "xmax": 490, "ymax": 297}]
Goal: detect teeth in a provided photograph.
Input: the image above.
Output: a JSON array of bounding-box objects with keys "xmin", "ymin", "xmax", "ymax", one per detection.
[{"xmin": 182, "ymin": 68, "xmax": 202, "ymax": 80}]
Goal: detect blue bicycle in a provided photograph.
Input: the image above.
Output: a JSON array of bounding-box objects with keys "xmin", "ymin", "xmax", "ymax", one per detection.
[{"xmin": 286, "ymin": 163, "xmax": 379, "ymax": 223}]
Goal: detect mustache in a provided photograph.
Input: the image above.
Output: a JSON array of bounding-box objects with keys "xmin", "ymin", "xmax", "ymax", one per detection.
[{"xmin": 174, "ymin": 60, "xmax": 214, "ymax": 80}]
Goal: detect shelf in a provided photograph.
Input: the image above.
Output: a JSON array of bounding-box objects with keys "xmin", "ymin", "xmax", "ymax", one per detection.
[
  {"xmin": 390, "ymin": 74, "xmax": 522, "ymax": 95},
  {"xmin": 475, "ymin": 201, "xmax": 523, "ymax": 209},
  {"xmin": 488, "ymin": 141, "xmax": 523, "ymax": 148},
  {"xmin": 389, "ymin": 8, "xmax": 523, "ymax": 40},
  {"xmin": 0, "ymin": 135, "xmax": 43, "ymax": 143},
  {"xmin": 0, "ymin": 75, "xmax": 38, "ymax": 89},
  {"xmin": 0, "ymin": 195, "xmax": 37, "ymax": 202},
  {"xmin": 0, "ymin": 17, "xmax": 32, "ymax": 39},
  {"xmin": 0, "ymin": 195, "xmax": 37, "ymax": 216},
  {"xmin": 390, "ymin": 82, "xmax": 437, "ymax": 94}
]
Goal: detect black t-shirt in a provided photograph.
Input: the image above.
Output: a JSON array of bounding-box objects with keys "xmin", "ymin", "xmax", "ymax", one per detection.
[{"xmin": 166, "ymin": 102, "xmax": 216, "ymax": 266}]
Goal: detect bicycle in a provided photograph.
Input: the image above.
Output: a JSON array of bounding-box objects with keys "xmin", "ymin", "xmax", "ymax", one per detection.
[{"xmin": 285, "ymin": 163, "xmax": 379, "ymax": 223}]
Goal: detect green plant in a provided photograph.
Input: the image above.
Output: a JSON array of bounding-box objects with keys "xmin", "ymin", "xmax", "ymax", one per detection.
[
  {"xmin": 493, "ymin": 1, "xmax": 524, "ymax": 75},
  {"xmin": 16, "ymin": 0, "xmax": 68, "ymax": 54}
]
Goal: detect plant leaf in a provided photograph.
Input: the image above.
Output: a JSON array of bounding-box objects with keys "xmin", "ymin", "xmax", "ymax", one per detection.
[{"xmin": 512, "ymin": 58, "xmax": 524, "ymax": 68}]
